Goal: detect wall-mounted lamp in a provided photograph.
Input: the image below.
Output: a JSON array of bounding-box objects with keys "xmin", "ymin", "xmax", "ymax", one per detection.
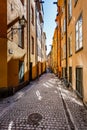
[
  {"xmin": 8, "ymin": 15, "xmax": 27, "ymax": 40},
  {"xmin": 19, "ymin": 15, "xmax": 27, "ymax": 27}
]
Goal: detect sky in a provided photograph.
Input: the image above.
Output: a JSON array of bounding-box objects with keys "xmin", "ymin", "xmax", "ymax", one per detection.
[{"xmin": 43, "ymin": 0, "xmax": 57, "ymax": 55}]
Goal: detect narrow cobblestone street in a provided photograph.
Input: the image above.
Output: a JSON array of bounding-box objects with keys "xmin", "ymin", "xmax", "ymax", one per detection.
[{"xmin": 0, "ymin": 73, "xmax": 87, "ymax": 130}]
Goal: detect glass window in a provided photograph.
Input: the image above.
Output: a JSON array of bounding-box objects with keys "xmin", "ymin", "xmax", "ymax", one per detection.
[
  {"xmin": 32, "ymin": 36, "xmax": 34, "ymax": 54},
  {"xmin": 68, "ymin": 0, "xmax": 72, "ymax": 21},
  {"xmin": 63, "ymin": 18, "xmax": 66, "ymax": 33},
  {"xmin": 18, "ymin": 24, "xmax": 24, "ymax": 48},
  {"xmin": 19, "ymin": 61, "xmax": 24, "ymax": 83},
  {"xmin": 69, "ymin": 67, "xmax": 72, "ymax": 83},
  {"xmin": 75, "ymin": 15, "xmax": 83, "ymax": 51},
  {"xmin": 63, "ymin": 44, "xmax": 66, "ymax": 59},
  {"xmin": 31, "ymin": 6, "xmax": 34, "ymax": 25},
  {"xmin": 68, "ymin": 34, "xmax": 72, "ymax": 56},
  {"xmin": 76, "ymin": 68, "xmax": 83, "ymax": 97}
]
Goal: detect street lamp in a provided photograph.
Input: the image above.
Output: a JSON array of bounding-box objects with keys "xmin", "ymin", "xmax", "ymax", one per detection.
[
  {"xmin": 19, "ymin": 15, "xmax": 27, "ymax": 26},
  {"xmin": 8, "ymin": 15, "xmax": 27, "ymax": 40},
  {"xmin": 11, "ymin": 15, "xmax": 26, "ymax": 30}
]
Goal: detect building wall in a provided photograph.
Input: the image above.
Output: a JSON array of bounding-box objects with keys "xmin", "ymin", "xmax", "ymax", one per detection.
[
  {"xmin": 36, "ymin": 2, "xmax": 44, "ymax": 77},
  {"xmin": 59, "ymin": 0, "xmax": 87, "ymax": 103},
  {"xmin": 0, "ymin": 1, "xmax": 7, "ymax": 38},
  {"xmin": 0, "ymin": 0, "xmax": 29, "ymax": 95},
  {"xmin": 7, "ymin": 0, "xmax": 28, "ymax": 89},
  {"xmin": 61, "ymin": 2, "xmax": 67, "ymax": 78},
  {"xmin": 52, "ymin": 28, "xmax": 58, "ymax": 74},
  {"xmin": 55, "ymin": 7, "xmax": 62, "ymax": 78},
  {"xmin": 0, "ymin": 39, "xmax": 7, "ymax": 88},
  {"xmin": 70, "ymin": 0, "xmax": 87, "ymax": 102},
  {"xmin": 0, "ymin": 1, "xmax": 7, "ymax": 91},
  {"xmin": 41, "ymin": 32, "xmax": 46, "ymax": 73},
  {"xmin": 29, "ymin": 0, "xmax": 37, "ymax": 80}
]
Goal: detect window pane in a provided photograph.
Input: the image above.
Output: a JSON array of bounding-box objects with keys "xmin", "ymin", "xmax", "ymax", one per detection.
[
  {"xmin": 79, "ymin": 16, "xmax": 82, "ymax": 26},
  {"xmin": 75, "ymin": 15, "xmax": 83, "ymax": 51},
  {"xmin": 76, "ymin": 22, "xmax": 78, "ymax": 31},
  {"xmin": 79, "ymin": 26, "xmax": 82, "ymax": 37},
  {"xmin": 32, "ymin": 37, "xmax": 34, "ymax": 54},
  {"xmin": 79, "ymin": 37, "xmax": 82, "ymax": 48}
]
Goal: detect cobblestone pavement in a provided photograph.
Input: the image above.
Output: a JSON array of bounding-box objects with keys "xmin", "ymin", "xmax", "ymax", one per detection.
[{"xmin": 0, "ymin": 73, "xmax": 87, "ymax": 130}]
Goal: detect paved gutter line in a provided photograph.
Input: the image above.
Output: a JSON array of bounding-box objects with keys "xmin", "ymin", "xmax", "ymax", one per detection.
[{"xmin": 59, "ymin": 87, "xmax": 78, "ymax": 130}]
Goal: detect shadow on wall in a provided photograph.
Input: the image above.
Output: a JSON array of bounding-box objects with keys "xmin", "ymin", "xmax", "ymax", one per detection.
[{"xmin": 0, "ymin": 59, "xmax": 46, "ymax": 98}]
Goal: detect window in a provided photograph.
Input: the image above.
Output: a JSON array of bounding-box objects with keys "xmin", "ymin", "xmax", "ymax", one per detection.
[
  {"xmin": 19, "ymin": 61, "xmax": 24, "ymax": 83},
  {"xmin": 32, "ymin": 37, "xmax": 34, "ymax": 54},
  {"xmin": 68, "ymin": 34, "xmax": 72, "ymax": 56},
  {"xmin": 63, "ymin": 18, "xmax": 66, "ymax": 33},
  {"xmin": 63, "ymin": 44, "xmax": 66, "ymax": 59},
  {"xmin": 31, "ymin": 6, "xmax": 34, "ymax": 25},
  {"xmin": 18, "ymin": 24, "xmax": 24, "ymax": 48},
  {"xmin": 11, "ymin": 3, "xmax": 14, "ymax": 11},
  {"xmin": 75, "ymin": 14, "xmax": 83, "ymax": 51},
  {"xmin": 68, "ymin": 0, "xmax": 72, "ymax": 22},
  {"xmin": 76, "ymin": 68, "xmax": 83, "ymax": 97},
  {"xmin": 62, "ymin": 67, "xmax": 67, "ymax": 78},
  {"xmin": 62, "ymin": 44, "xmax": 66, "ymax": 59}
]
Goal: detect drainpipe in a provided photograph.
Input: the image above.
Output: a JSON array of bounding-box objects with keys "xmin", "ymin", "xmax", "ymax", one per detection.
[
  {"xmin": 56, "ymin": 25, "xmax": 58, "ymax": 76},
  {"xmin": 29, "ymin": 0, "xmax": 31, "ymax": 81},
  {"xmin": 59, "ymin": 6, "xmax": 61, "ymax": 77},
  {"xmin": 65, "ymin": 0, "xmax": 68, "ymax": 80},
  {"xmin": 27, "ymin": 0, "xmax": 31, "ymax": 81}
]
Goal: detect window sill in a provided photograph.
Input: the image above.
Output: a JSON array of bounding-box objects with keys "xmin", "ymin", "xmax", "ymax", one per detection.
[{"xmin": 75, "ymin": 47, "xmax": 83, "ymax": 53}]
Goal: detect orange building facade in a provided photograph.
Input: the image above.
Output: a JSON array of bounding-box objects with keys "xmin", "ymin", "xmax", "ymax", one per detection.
[
  {"xmin": 0, "ymin": 0, "xmax": 46, "ymax": 97},
  {"xmin": 52, "ymin": 0, "xmax": 87, "ymax": 104},
  {"xmin": 0, "ymin": 0, "xmax": 29, "ymax": 96}
]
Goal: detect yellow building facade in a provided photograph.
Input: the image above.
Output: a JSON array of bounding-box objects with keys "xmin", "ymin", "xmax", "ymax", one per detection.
[
  {"xmin": 0, "ymin": 0, "xmax": 29, "ymax": 96},
  {"xmin": 28, "ymin": 0, "xmax": 37, "ymax": 80},
  {"xmin": 67, "ymin": 0, "xmax": 87, "ymax": 103},
  {"xmin": 56, "ymin": 0, "xmax": 87, "ymax": 103},
  {"xmin": 51, "ymin": 28, "xmax": 58, "ymax": 75},
  {"xmin": 0, "ymin": 0, "xmax": 46, "ymax": 97}
]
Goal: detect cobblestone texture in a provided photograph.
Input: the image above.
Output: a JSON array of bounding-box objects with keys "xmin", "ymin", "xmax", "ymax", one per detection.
[
  {"xmin": 0, "ymin": 73, "xmax": 87, "ymax": 130},
  {"xmin": 58, "ymin": 84, "xmax": 87, "ymax": 130}
]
